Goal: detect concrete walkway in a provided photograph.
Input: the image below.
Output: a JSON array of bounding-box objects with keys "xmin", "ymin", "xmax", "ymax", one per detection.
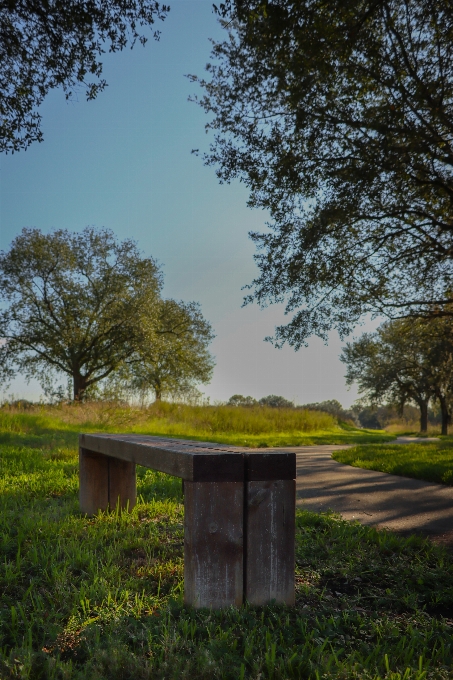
[{"xmin": 280, "ymin": 441, "xmax": 453, "ymax": 543}]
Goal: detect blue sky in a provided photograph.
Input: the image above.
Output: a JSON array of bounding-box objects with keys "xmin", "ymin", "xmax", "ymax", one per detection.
[{"xmin": 0, "ymin": 0, "xmax": 365, "ymax": 406}]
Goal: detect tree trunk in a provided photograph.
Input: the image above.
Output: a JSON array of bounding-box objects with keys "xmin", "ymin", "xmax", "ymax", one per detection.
[
  {"xmin": 419, "ymin": 400, "xmax": 428, "ymax": 433},
  {"xmin": 73, "ymin": 374, "xmax": 88, "ymax": 401},
  {"xmin": 155, "ymin": 385, "xmax": 162, "ymax": 401},
  {"xmin": 439, "ymin": 395, "xmax": 450, "ymax": 436}
]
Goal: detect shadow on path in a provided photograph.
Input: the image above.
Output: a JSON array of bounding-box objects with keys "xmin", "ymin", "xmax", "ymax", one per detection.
[{"xmin": 276, "ymin": 443, "xmax": 453, "ymax": 545}]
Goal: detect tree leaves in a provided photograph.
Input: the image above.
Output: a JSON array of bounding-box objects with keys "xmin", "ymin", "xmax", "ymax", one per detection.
[
  {"xmin": 0, "ymin": 227, "xmax": 215, "ymax": 402},
  {"xmin": 341, "ymin": 317, "xmax": 453, "ymax": 432},
  {"xmin": 126, "ymin": 299, "xmax": 215, "ymax": 401},
  {"xmin": 0, "ymin": 0, "xmax": 169, "ymax": 152},
  {"xmin": 0, "ymin": 227, "xmax": 163, "ymax": 399},
  {"xmin": 195, "ymin": 0, "xmax": 453, "ymax": 344}
]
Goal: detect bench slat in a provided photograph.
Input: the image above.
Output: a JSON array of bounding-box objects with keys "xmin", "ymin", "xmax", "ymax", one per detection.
[{"xmin": 79, "ymin": 433, "xmax": 244, "ymax": 482}]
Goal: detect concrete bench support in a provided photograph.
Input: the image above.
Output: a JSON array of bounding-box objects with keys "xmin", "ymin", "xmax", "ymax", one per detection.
[{"xmin": 79, "ymin": 434, "xmax": 295, "ymax": 608}]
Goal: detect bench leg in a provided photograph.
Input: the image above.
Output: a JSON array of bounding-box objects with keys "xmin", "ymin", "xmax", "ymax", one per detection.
[
  {"xmin": 184, "ymin": 481, "xmax": 243, "ymax": 609},
  {"xmin": 109, "ymin": 457, "xmax": 136, "ymax": 512},
  {"xmin": 245, "ymin": 479, "xmax": 295, "ymax": 606},
  {"xmin": 79, "ymin": 448, "xmax": 136, "ymax": 516}
]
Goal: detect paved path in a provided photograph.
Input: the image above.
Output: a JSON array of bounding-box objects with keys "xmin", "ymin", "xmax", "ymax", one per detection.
[{"xmin": 278, "ymin": 441, "xmax": 453, "ymax": 543}]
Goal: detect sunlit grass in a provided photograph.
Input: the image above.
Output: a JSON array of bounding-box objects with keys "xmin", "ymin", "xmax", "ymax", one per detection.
[
  {"xmin": 333, "ymin": 439, "xmax": 453, "ymax": 485},
  {"xmin": 0, "ymin": 401, "xmax": 394, "ymax": 446},
  {"xmin": 0, "ymin": 415, "xmax": 452, "ymax": 678}
]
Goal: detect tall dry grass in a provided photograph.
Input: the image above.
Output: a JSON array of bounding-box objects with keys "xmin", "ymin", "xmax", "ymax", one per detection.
[
  {"xmin": 384, "ymin": 420, "xmax": 442, "ymax": 435},
  {"xmin": 0, "ymin": 400, "xmax": 340, "ymax": 436}
]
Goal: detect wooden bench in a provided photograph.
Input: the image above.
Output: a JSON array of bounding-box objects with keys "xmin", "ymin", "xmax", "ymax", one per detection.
[{"xmin": 79, "ymin": 434, "xmax": 296, "ymax": 609}]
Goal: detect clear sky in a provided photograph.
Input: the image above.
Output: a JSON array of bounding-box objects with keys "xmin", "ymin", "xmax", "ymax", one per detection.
[{"xmin": 0, "ymin": 0, "xmax": 368, "ymax": 406}]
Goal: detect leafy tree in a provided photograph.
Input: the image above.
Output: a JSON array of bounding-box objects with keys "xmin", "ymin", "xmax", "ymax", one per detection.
[
  {"xmin": 258, "ymin": 394, "xmax": 293, "ymax": 408},
  {"xmin": 0, "ymin": 227, "xmax": 162, "ymax": 400},
  {"xmin": 125, "ymin": 299, "xmax": 215, "ymax": 401},
  {"xmin": 227, "ymin": 394, "xmax": 293, "ymax": 407},
  {"xmin": 1, "ymin": 0, "xmax": 169, "ymax": 153},
  {"xmin": 194, "ymin": 0, "xmax": 453, "ymax": 346},
  {"xmin": 227, "ymin": 394, "xmax": 257, "ymax": 406},
  {"xmin": 300, "ymin": 399, "xmax": 357, "ymax": 424},
  {"xmin": 342, "ymin": 323, "xmax": 432, "ymax": 432},
  {"xmin": 341, "ymin": 319, "xmax": 453, "ymax": 433},
  {"xmin": 354, "ymin": 403, "xmax": 435, "ymax": 430},
  {"xmin": 353, "ymin": 406, "xmax": 383, "ymax": 431},
  {"xmin": 420, "ymin": 319, "xmax": 453, "ymax": 434}
]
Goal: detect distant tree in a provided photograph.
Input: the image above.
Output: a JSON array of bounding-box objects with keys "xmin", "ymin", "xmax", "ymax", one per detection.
[
  {"xmin": 1, "ymin": 0, "xmax": 169, "ymax": 152},
  {"xmin": 259, "ymin": 394, "xmax": 293, "ymax": 408},
  {"xmin": 341, "ymin": 319, "xmax": 453, "ymax": 433},
  {"xmin": 227, "ymin": 394, "xmax": 257, "ymax": 407},
  {"xmin": 420, "ymin": 319, "xmax": 453, "ymax": 434},
  {"xmin": 126, "ymin": 299, "xmax": 215, "ymax": 401},
  {"xmin": 194, "ymin": 0, "xmax": 453, "ymax": 345},
  {"xmin": 354, "ymin": 406, "xmax": 383, "ymax": 431},
  {"xmin": 300, "ymin": 399, "xmax": 357, "ymax": 424},
  {"xmin": 0, "ymin": 227, "xmax": 162, "ymax": 401},
  {"xmin": 354, "ymin": 403, "xmax": 435, "ymax": 430}
]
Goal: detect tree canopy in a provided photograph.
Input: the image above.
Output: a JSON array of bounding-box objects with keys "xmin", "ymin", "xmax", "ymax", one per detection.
[
  {"xmin": 258, "ymin": 394, "xmax": 294, "ymax": 408},
  {"xmin": 341, "ymin": 318, "xmax": 453, "ymax": 433},
  {"xmin": 226, "ymin": 394, "xmax": 294, "ymax": 407},
  {"xmin": 194, "ymin": 0, "xmax": 453, "ymax": 346},
  {"xmin": 125, "ymin": 298, "xmax": 215, "ymax": 401},
  {"xmin": 0, "ymin": 227, "xmax": 164, "ymax": 400},
  {"xmin": 0, "ymin": 0, "xmax": 169, "ymax": 153},
  {"xmin": 299, "ymin": 399, "xmax": 356, "ymax": 423},
  {"xmin": 227, "ymin": 394, "xmax": 258, "ymax": 406}
]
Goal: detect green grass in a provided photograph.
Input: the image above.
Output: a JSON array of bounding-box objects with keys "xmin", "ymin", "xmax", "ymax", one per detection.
[
  {"xmin": 332, "ymin": 440, "xmax": 453, "ymax": 486},
  {"xmin": 0, "ymin": 402, "xmax": 394, "ymax": 447},
  {"xmin": 1, "ymin": 419, "xmax": 453, "ymax": 678}
]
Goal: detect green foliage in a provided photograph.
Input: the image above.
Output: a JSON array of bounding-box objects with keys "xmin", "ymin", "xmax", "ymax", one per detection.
[
  {"xmin": 0, "ymin": 0, "xmax": 169, "ymax": 152},
  {"xmin": 0, "ymin": 227, "xmax": 164, "ymax": 401},
  {"xmin": 0, "ymin": 228, "xmax": 215, "ymax": 405},
  {"xmin": 0, "ymin": 424, "xmax": 452, "ymax": 678},
  {"xmin": 138, "ymin": 401, "xmax": 336, "ymax": 436},
  {"xmin": 341, "ymin": 319, "xmax": 453, "ymax": 433},
  {"xmin": 300, "ymin": 400, "xmax": 357, "ymax": 424},
  {"xmin": 258, "ymin": 394, "xmax": 294, "ymax": 408},
  {"xmin": 125, "ymin": 299, "xmax": 215, "ymax": 401},
  {"xmin": 0, "ymin": 401, "xmax": 394, "ymax": 447},
  {"xmin": 354, "ymin": 404, "xmax": 440, "ymax": 432},
  {"xmin": 228, "ymin": 394, "xmax": 258, "ymax": 407},
  {"xmin": 333, "ymin": 440, "xmax": 453, "ymax": 486},
  {"xmin": 194, "ymin": 0, "xmax": 453, "ymax": 344}
]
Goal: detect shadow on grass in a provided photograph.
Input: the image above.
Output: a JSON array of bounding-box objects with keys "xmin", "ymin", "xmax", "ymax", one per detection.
[
  {"xmin": 3, "ymin": 412, "xmax": 451, "ymax": 679},
  {"xmin": 0, "ymin": 430, "xmax": 79, "ymax": 450},
  {"xmin": 1, "ymin": 498, "xmax": 453, "ymax": 680}
]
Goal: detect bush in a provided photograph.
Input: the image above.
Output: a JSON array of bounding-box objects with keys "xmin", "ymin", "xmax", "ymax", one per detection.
[
  {"xmin": 258, "ymin": 394, "xmax": 294, "ymax": 408},
  {"xmin": 227, "ymin": 394, "xmax": 258, "ymax": 407},
  {"xmin": 299, "ymin": 400, "xmax": 358, "ymax": 426},
  {"xmin": 355, "ymin": 404, "xmax": 439, "ymax": 430}
]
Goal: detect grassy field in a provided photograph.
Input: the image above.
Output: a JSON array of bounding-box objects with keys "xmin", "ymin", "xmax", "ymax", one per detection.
[
  {"xmin": 1, "ymin": 410, "xmax": 453, "ymax": 678},
  {"xmin": 0, "ymin": 401, "xmax": 394, "ymax": 447},
  {"xmin": 332, "ymin": 440, "xmax": 453, "ymax": 486}
]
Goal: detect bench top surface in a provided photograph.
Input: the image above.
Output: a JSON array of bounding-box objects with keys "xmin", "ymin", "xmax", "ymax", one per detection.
[
  {"xmin": 82, "ymin": 433, "xmax": 245, "ymax": 453},
  {"xmin": 79, "ymin": 433, "xmax": 296, "ymax": 482}
]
